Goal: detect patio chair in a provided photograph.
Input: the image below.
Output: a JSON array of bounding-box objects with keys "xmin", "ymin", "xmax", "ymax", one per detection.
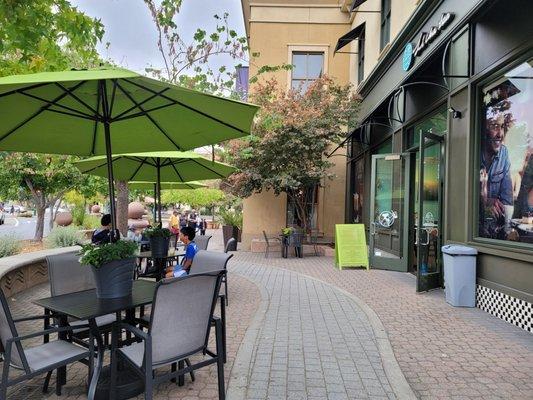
[
  {"xmin": 110, "ymin": 271, "xmax": 226, "ymax": 400},
  {"xmin": 287, "ymin": 230, "xmax": 304, "ymax": 258},
  {"xmin": 262, "ymin": 230, "xmax": 281, "ymax": 258},
  {"xmin": 194, "ymin": 235, "xmax": 212, "ymax": 251},
  {"xmin": 0, "ymin": 288, "xmax": 93, "ymax": 398},
  {"xmin": 307, "ymin": 229, "xmax": 321, "ymax": 256},
  {"xmin": 225, "ymin": 237, "xmax": 237, "ymax": 253}
]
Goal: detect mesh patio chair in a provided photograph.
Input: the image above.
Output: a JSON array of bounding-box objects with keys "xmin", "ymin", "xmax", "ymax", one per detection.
[
  {"xmin": 224, "ymin": 237, "xmax": 237, "ymax": 253},
  {"xmin": 0, "ymin": 288, "xmax": 93, "ymax": 398},
  {"xmin": 262, "ymin": 230, "xmax": 281, "ymax": 258},
  {"xmin": 194, "ymin": 235, "xmax": 212, "ymax": 251},
  {"xmin": 110, "ymin": 271, "xmax": 226, "ymax": 400}
]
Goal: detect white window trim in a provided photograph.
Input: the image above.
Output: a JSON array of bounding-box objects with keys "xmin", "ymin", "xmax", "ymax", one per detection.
[{"xmin": 287, "ymin": 44, "xmax": 329, "ymax": 90}]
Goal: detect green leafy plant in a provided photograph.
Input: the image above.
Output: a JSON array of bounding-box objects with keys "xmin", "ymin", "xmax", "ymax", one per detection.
[
  {"xmin": 71, "ymin": 204, "xmax": 86, "ymax": 226},
  {"xmin": 281, "ymin": 227, "xmax": 293, "ymax": 237},
  {"xmin": 144, "ymin": 226, "xmax": 171, "ymax": 238},
  {"xmin": 0, "ymin": 234, "xmax": 21, "ymax": 257},
  {"xmin": 46, "ymin": 226, "xmax": 83, "ymax": 248},
  {"xmin": 217, "ymin": 209, "xmax": 242, "ymax": 228},
  {"xmin": 79, "ymin": 240, "xmax": 138, "ymax": 268},
  {"xmin": 82, "ymin": 214, "xmax": 101, "ymax": 230}
]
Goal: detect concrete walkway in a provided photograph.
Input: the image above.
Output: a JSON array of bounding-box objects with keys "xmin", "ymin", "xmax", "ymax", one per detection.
[{"xmin": 227, "ymin": 263, "xmax": 415, "ymax": 400}]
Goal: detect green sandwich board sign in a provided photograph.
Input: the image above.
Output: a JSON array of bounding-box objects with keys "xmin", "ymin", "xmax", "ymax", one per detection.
[{"xmin": 335, "ymin": 224, "xmax": 369, "ymax": 270}]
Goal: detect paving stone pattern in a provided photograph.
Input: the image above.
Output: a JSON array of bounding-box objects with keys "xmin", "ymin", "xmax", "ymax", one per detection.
[
  {"xmin": 230, "ymin": 250, "xmax": 533, "ymax": 400},
  {"xmin": 228, "ymin": 263, "xmax": 402, "ymax": 400},
  {"xmin": 5, "ymin": 272, "xmax": 260, "ymax": 400}
]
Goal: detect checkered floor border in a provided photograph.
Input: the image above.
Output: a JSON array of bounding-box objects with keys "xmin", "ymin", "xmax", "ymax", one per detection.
[{"xmin": 476, "ymin": 285, "xmax": 532, "ymax": 333}]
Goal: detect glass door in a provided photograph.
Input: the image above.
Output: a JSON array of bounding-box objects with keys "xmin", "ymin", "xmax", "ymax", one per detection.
[
  {"xmin": 369, "ymin": 153, "xmax": 411, "ymax": 271},
  {"xmin": 416, "ymin": 132, "xmax": 444, "ymax": 292}
]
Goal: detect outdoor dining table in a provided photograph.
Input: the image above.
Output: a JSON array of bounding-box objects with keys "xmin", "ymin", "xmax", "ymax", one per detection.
[
  {"xmin": 137, "ymin": 250, "xmax": 180, "ymax": 280},
  {"xmin": 32, "ymin": 279, "xmax": 157, "ymax": 400}
]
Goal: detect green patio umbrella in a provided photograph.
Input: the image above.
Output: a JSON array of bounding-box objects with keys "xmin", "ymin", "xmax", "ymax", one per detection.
[
  {"xmin": 75, "ymin": 151, "xmax": 234, "ymax": 223},
  {"xmin": 0, "ymin": 67, "xmax": 257, "ymax": 232},
  {"xmin": 128, "ymin": 181, "xmax": 207, "ymax": 190}
]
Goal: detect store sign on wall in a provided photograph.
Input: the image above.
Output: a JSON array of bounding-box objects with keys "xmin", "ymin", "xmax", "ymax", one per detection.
[{"xmin": 402, "ymin": 12, "xmax": 455, "ymax": 71}]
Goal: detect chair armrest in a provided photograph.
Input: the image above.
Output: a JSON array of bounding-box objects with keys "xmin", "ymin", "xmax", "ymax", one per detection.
[
  {"xmin": 8, "ymin": 324, "xmax": 91, "ymax": 343},
  {"xmin": 118, "ymin": 322, "xmax": 149, "ymax": 340},
  {"xmin": 13, "ymin": 314, "xmax": 59, "ymax": 323}
]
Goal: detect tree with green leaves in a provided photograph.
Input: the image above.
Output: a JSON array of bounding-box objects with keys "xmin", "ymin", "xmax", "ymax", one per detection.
[
  {"xmin": 0, "ymin": 154, "xmax": 86, "ymax": 240},
  {"xmin": 224, "ymin": 76, "xmax": 360, "ymax": 234},
  {"xmin": 144, "ymin": 0, "xmax": 290, "ymax": 97},
  {"xmin": 0, "ymin": 0, "xmax": 104, "ymax": 76},
  {"xmin": 161, "ymin": 188, "xmax": 225, "ymax": 210}
]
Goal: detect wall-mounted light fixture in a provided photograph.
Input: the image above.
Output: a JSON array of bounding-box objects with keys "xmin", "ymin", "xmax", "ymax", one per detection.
[{"xmin": 448, "ymin": 107, "xmax": 462, "ymax": 119}]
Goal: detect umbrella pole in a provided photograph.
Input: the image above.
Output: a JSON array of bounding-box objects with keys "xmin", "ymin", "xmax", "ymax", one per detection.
[
  {"xmin": 153, "ymin": 183, "xmax": 157, "ymax": 223},
  {"xmin": 100, "ymin": 80, "xmax": 118, "ymax": 240},
  {"xmin": 156, "ymin": 157, "xmax": 162, "ymax": 226}
]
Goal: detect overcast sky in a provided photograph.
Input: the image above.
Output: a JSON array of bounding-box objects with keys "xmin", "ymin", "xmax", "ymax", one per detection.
[{"xmin": 71, "ymin": 0, "xmax": 247, "ymax": 75}]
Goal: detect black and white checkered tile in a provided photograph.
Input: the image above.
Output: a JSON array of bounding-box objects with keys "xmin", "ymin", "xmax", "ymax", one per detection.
[{"xmin": 476, "ymin": 285, "xmax": 532, "ymax": 333}]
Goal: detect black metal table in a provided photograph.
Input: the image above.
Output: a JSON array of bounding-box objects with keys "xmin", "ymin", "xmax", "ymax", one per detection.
[
  {"xmin": 137, "ymin": 250, "xmax": 179, "ymax": 280},
  {"xmin": 33, "ymin": 280, "xmax": 157, "ymax": 400}
]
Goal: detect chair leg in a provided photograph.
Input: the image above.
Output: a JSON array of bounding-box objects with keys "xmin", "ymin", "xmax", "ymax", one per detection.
[
  {"xmin": 171, "ymin": 362, "xmax": 177, "ymax": 383},
  {"xmin": 220, "ymin": 299, "xmax": 227, "ymax": 364},
  {"xmin": 42, "ymin": 370, "xmax": 52, "ymax": 393},
  {"xmin": 224, "ymin": 277, "xmax": 229, "ymax": 307},
  {"xmin": 215, "ymin": 319, "xmax": 225, "ymax": 400},
  {"xmin": 1, "ymin": 353, "xmax": 10, "ymax": 400},
  {"xmin": 144, "ymin": 367, "xmax": 153, "ymax": 400},
  {"xmin": 184, "ymin": 358, "xmax": 195, "ymax": 381},
  {"xmin": 177, "ymin": 360, "xmax": 185, "ymax": 386},
  {"xmin": 264, "ymin": 245, "xmax": 268, "ymax": 258}
]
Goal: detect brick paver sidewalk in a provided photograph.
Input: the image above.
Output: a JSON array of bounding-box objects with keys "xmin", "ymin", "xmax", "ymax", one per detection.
[{"xmin": 229, "ymin": 250, "xmax": 533, "ymax": 400}]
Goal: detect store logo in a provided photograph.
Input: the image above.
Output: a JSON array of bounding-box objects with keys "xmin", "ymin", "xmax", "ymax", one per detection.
[{"xmin": 402, "ymin": 12, "xmax": 454, "ymax": 71}]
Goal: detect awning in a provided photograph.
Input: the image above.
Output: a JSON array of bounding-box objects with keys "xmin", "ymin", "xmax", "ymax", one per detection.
[
  {"xmin": 350, "ymin": 0, "xmax": 368, "ymax": 12},
  {"xmin": 334, "ymin": 22, "xmax": 365, "ymax": 53}
]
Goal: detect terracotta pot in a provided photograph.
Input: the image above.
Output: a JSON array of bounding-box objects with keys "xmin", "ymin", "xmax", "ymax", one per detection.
[
  {"xmin": 128, "ymin": 202, "xmax": 146, "ymax": 219},
  {"xmin": 55, "ymin": 211, "xmax": 73, "ymax": 226},
  {"xmin": 128, "ymin": 218, "xmax": 149, "ymax": 229},
  {"xmin": 91, "ymin": 204, "xmax": 101, "ymax": 213}
]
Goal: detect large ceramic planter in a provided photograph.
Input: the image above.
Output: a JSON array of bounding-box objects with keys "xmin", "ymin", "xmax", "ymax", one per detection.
[
  {"xmin": 91, "ymin": 258, "xmax": 135, "ymax": 299},
  {"xmin": 149, "ymin": 236, "xmax": 170, "ymax": 258},
  {"xmin": 222, "ymin": 225, "xmax": 238, "ymax": 247}
]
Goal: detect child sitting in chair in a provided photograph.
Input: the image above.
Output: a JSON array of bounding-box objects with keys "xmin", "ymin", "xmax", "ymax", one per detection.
[{"xmin": 165, "ymin": 226, "xmax": 198, "ymax": 278}]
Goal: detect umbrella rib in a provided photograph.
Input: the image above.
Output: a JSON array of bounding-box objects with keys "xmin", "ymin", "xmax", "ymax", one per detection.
[
  {"xmin": 112, "ymin": 101, "xmax": 176, "ymax": 122},
  {"xmin": 112, "ymin": 88, "xmax": 170, "ymax": 120},
  {"xmin": 82, "ymin": 155, "xmax": 123, "ymax": 174},
  {"xmin": 128, "ymin": 158, "xmax": 148, "ymax": 181},
  {"xmin": 17, "ymin": 91, "xmax": 95, "ymax": 119},
  {"xmin": 130, "ymin": 156, "xmax": 157, "ymax": 167},
  {"xmin": 45, "ymin": 108, "xmax": 96, "ymax": 121},
  {"xmin": 190, "ymin": 158, "xmax": 226, "ymax": 178},
  {"xmin": 123, "ymin": 78, "xmax": 247, "ymax": 135},
  {"xmin": 115, "ymin": 81, "xmax": 184, "ymax": 151},
  {"xmin": 0, "ymin": 82, "xmax": 53, "ymax": 99},
  {"xmin": 91, "ymin": 82, "xmax": 102, "ymax": 155},
  {"xmin": 108, "ymin": 79, "xmax": 118, "ymax": 117},
  {"xmin": 0, "ymin": 80, "xmax": 87, "ymax": 143},
  {"xmin": 54, "ymin": 82, "xmax": 99, "ymax": 117},
  {"xmin": 170, "ymin": 162, "xmax": 185, "ymax": 182}
]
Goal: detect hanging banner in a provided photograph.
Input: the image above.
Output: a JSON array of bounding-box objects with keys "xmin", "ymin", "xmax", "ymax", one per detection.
[{"xmin": 335, "ymin": 224, "xmax": 369, "ymax": 270}]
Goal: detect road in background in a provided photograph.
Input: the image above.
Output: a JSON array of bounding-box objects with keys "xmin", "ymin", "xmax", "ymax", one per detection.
[{"xmin": 0, "ymin": 214, "xmax": 51, "ymax": 240}]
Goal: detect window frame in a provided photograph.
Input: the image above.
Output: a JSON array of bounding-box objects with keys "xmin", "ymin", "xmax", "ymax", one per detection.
[
  {"xmin": 471, "ymin": 51, "xmax": 533, "ymax": 251},
  {"xmin": 357, "ymin": 28, "xmax": 366, "ymax": 84},
  {"xmin": 380, "ymin": 0, "xmax": 391, "ymax": 51},
  {"xmin": 287, "ymin": 45, "xmax": 329, "ymax": 91}
]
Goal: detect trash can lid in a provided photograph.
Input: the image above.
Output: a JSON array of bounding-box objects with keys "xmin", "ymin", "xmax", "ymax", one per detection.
[{"xmin": 441, "ymin": 244, "xmax": 478, "ymax": 255}]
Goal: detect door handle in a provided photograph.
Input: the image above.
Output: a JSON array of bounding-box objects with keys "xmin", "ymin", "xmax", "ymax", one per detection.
[
  {"xmin": 370, "ymin": 222, "xmax": 376, "ymax": 235},
  {"xmin": 419, "ymin": 228, "xmax": 430, "ymax": 245}
]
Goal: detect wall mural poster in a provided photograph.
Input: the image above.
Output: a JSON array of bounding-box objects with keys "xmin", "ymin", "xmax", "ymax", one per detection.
[{"xmin": 479, "ymin": 59, "xmax": 533, "ymax": 244}]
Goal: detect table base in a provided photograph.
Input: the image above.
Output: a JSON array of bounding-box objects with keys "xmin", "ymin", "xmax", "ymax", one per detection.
[{"xmin": 94, "ymin": 363, "xmax": 144, "ymax": 400}]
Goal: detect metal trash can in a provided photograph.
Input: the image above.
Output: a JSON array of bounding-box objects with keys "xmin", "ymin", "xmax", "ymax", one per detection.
[{"xmin": 441, "ymin": 244, "xmax": 478, "ymax": 307}]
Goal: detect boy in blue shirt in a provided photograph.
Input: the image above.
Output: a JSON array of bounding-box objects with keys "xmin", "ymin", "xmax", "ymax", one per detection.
[{"xmin": 165, "ymin": 226, "xmax": 198, "ymax": 278}]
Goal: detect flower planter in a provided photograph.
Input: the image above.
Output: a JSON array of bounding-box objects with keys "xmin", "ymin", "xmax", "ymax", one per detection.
[
  {"xmin": 91, "ymin": 258, "xmax": 135, "ymax": 299},
  {"xmin": 222, "ymin": 225, "xmax": 239, "ymax": 247},
  {"xmin": 149, "ymin": 236, "xmax": 170, "ymax": 258}
]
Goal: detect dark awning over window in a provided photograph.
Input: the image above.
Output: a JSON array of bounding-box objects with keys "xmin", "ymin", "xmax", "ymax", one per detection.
[
  {"xmin": 350, "ymin": 0, "xmax": 368, "ymax": 12},
  {"xmin": 334, "ymin": 22, "xmax": 365, "ymax": 53}
]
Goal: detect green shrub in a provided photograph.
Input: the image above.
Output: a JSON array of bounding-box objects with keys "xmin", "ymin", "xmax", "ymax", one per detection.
[
  {"xmin": 144, "ymin": 226, "xmax": 171, "ymax": 238},
  {"xmin": 46, "ymin": 226, "xmax": 84, "ymax": 248},
  {"xmin": 82, "ymin": 214, "xmax": 101, "ymax": 230},
  {"xmin": 71, "ymin": 204, "xmax": 86, "ymax": 226},
  {"xmin": 79, "ymin": 240, "xmax": 138, "ymax": 268},
  {"xmin": 217, "ymin": 209, "xmax": 243, "ymax": 229},
  {"xmin": 0, "ymin": 234, "xmax": 21, "ymax": 257}
]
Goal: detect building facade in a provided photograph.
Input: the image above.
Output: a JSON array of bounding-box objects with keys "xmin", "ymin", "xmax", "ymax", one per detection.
[{"xmin": 343, "ymin": 0, "xmax": 533, "ymax": 332}]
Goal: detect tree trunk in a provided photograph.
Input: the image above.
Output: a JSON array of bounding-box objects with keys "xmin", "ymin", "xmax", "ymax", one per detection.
[
  {"xmin": 49, "ymin": 198, "xmax": 62, "ymax": 231},
  {"xmin": 34, "ymin": 206, "xmax": 46, "ymax": 241},
  {"xmin": 116, "ymin": 180, "xmax": 129, "ymax": 237}
]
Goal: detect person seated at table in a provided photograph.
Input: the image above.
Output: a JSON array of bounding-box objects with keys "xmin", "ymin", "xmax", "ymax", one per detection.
[
  {"xmin": 91, "ymin": 214, "xmax": 120, "ymax": 244},
  {"xmin": 165, "ymin": 226, "xmax": 198, "ymax": 278}
]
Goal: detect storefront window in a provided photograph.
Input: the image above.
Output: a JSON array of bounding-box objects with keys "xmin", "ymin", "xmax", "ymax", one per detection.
[
  {"xmin": 352, "ymin": 157, "xmax": 364, "ymax": 223},
  {"xmin": 478, "ymin": 58, "xmax": 533, "ymax": 245}
]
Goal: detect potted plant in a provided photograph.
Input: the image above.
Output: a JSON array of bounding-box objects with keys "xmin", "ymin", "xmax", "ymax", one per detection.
[
  {"xmin": 144, "ymin": 226, "xmax": 171, "ymax": 257},
  {"xmin": 79, "ymin": 240, "xmax": 138, "ymax": 299},
  {"xmin": 218, "ymin": 209, "xmax": 243, "ymax": 246}
]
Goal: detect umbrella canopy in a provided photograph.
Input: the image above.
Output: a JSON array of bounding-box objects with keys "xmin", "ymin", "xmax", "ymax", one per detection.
[
  {"xmin": 75, "ymin": 151, "xmax": 234, "ymax": 223},
  {"xmin": 0, "ymin": 68, "xmax": 257, "ymax": 233},
  {"xmin": 0, "ymin": 68, "xmax": 258, "ymax": 155},
  {"xmin": 128, "ymin": 181, "xmax": 206, "ymax": 190}
]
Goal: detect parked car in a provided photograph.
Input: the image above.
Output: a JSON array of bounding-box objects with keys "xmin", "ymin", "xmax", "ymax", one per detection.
[{"xmin": 0, "ymin": 210, "xmax": 4, "ymax": 225}]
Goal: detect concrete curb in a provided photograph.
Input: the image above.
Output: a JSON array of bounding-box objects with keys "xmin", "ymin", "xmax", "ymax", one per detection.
[
  {"xmin": 228, "ymin": 263, "xmax": 417, "ymax": 400},
  {"xmin": 226, "ymin": 273, "xmax": 270, "ymax": 400}
]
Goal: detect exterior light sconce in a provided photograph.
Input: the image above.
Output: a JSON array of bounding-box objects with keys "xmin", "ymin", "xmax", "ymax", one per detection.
[{"xmin": 448, "ymin": 107, "xmax": 462, "ymax": 119}]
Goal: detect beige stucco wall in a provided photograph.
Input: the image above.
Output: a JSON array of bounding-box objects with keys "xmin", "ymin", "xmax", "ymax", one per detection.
[{"xmin": 240, "ymin": 1, "xmax": 351, "ymax": 248}]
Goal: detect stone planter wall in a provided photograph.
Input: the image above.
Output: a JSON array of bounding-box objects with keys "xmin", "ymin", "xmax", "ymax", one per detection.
[{"xmin": 0, "ymin": 246, "xmax": 80, "ymax": 298}]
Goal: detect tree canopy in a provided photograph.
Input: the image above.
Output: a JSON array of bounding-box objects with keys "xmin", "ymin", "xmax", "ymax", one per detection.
[
  {"xmin": 161, "ymin": 188, "xmax": 225, "ymax": 209},
  {"xmin": 224, "ymin": 76, "xmax": 360, "ymax": 231}
]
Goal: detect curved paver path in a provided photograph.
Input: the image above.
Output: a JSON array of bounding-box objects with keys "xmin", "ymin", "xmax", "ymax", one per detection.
[{"xmin": 228, "ymin": 263, "xmax": 416, "ymax": 400}]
